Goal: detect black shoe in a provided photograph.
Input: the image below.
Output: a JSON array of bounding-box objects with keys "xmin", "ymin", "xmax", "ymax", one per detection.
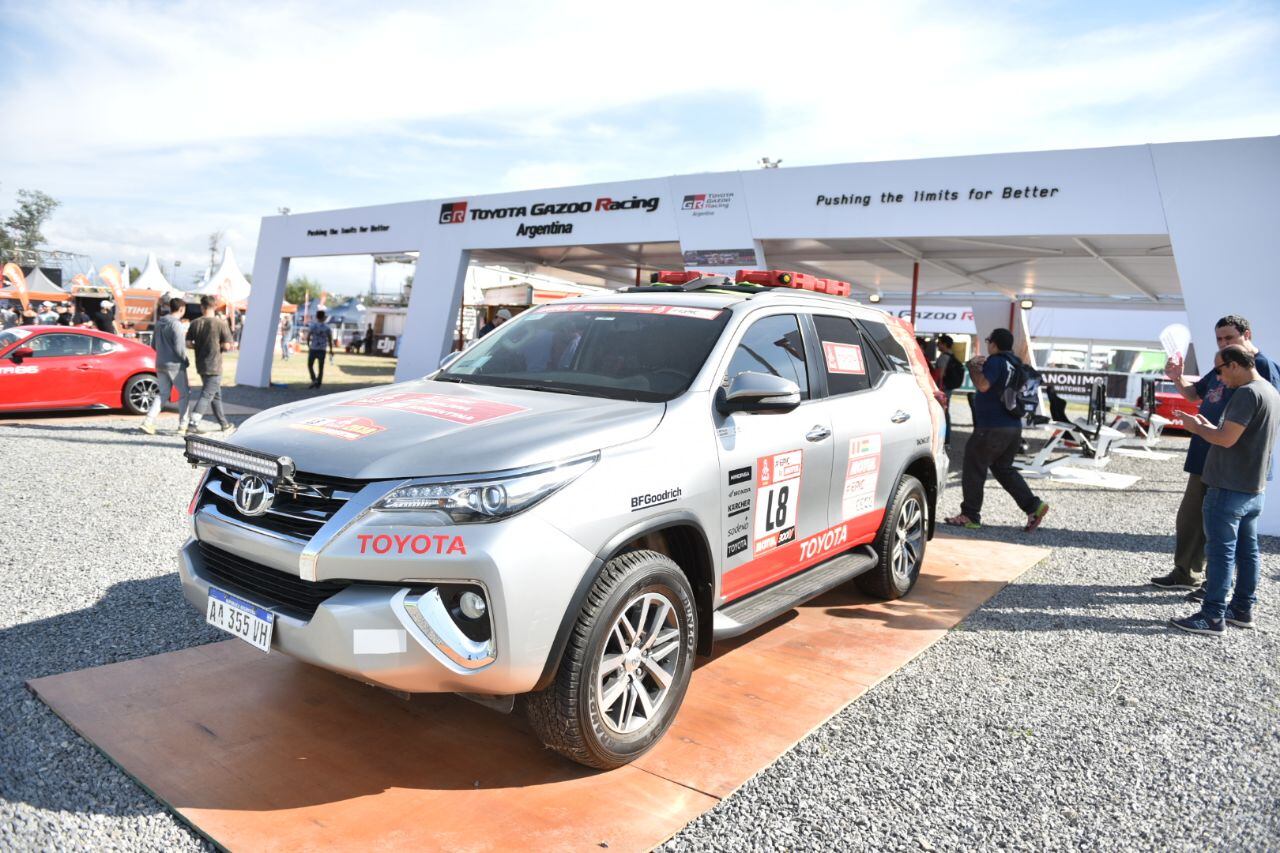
[
  {"xmin": 1225, "ymin": 605, "xmax": 1254, "ymax": 629},
  {"xmin": 1150, "ymin": 572, "xmax": 1200, "ymax": 590},
  {"xmin": 1170, "ymin": 611, "xmax": 1225, "ymax": 636},
  {"xmin": 1186, "ymin": 584, "xmax": 1207, "ymax": 602}
]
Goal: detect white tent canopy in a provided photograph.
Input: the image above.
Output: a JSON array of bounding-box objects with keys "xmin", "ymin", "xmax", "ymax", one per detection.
[
  {"xmin": 131, "ymin": 252, "xmax": 173, "ymax": 292},
  {"xmin": 188, "ymin": 247, "xmax": 251, "ymax": 303}
]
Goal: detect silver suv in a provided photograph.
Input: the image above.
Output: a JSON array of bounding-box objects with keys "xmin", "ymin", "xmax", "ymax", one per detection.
[{"xmin": 180, "ymin": 270, "xmax": 947, "ymax": 768}]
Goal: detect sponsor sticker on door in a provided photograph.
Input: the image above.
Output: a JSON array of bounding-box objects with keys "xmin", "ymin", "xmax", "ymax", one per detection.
[
  {"xmin": 842, "ymin": 434, "xmax": 882, "ymax": 520},
  {"xmin": 754, "ymin": 450, "xmax": 802, "ymax": 556}
]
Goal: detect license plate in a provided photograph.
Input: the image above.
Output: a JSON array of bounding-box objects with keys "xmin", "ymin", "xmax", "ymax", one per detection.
[{"xmin": 206, "ymin": 586, "xmax": 274, "ymax": 653}]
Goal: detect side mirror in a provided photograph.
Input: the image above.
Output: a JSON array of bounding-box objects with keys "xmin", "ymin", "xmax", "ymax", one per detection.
[
  {"xmin": 716, "ymin": 371, "xmax": 802, "ymax": 415},
  {"xmin": 9, "ymin": 347, "xmax": 34, "ymax": 363}
]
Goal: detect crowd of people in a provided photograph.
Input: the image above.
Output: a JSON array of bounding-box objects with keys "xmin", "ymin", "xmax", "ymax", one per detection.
[
  {"xmin": 1, "ymin": 298, "xmax": 116, "ymax": 331},
  {"xmin": 937, "ymin": 314, "xmax": 1278, "ymax": 637}
]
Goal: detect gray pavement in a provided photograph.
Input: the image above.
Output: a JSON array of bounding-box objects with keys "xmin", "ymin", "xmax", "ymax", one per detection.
[{"xmin": 0, "ymin": 407, "xmax": 1276, "ymax": 851}]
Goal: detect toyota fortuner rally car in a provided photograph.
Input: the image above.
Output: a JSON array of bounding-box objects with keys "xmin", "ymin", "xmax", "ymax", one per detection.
[{"xmin": 180, "ymin": 269, "xmax": 948, "ymax": 769}]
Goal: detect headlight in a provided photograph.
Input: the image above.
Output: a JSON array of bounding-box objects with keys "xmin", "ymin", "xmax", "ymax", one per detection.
[{"xmin": 374, "ymin": 454, "xmax": 597, "ymax": 523}]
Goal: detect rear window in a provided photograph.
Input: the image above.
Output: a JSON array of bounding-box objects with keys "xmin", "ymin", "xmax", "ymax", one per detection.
[
  {"xmin": 438, "ymin": 303, "xmax": 730, "ymax": 402},
  {"xmin": 860, "ymin": 318, "xmax": 911, "ymax": 371}
]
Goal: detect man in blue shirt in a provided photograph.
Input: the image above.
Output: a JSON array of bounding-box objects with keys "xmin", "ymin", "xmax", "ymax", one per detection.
[
  {"xmin": 1150, "ymin": 314, "xmax": 1279, "ymax": 592},
  {"xmin": 945, "ymin": 327, "xmax": 1050, "ymax": 532},
  {"xmin": 307, "ymin": 309, "xmax": 334, "ymax": 389}
]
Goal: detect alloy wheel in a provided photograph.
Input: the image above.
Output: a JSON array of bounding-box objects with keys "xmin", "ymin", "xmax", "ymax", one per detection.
[
  {"xmin": 596, "ymin": 591, "xmax": 682, "ymax": 735},
  {"xmin": 892, "ymin": 495, "xmax": 925, "ymax": 584},
  {"xmin": 130, "ymin": 377, "xmax": 160, "ymax": 411}
]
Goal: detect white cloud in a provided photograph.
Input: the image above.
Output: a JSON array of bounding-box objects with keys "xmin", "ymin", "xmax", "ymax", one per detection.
[{"xmin": 2, "ymin": 0, "xmax": 1277, "ymax": 293}]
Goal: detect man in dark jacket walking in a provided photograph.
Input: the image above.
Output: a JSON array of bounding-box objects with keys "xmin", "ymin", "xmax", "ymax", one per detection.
[
  {"xmin": 945, "ymin": 327, "xmax": 1049, "ymax": 532},
  {"xmin": 183, "ymin": 295, "xmax": 235, "ymax": 435},
  {"xmin": 141, "ymin": 297, "xmax": 191, "ymax": 434}
]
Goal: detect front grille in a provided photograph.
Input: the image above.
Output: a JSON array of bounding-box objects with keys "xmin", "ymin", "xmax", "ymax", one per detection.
[
  {"xmin": 200, "ymin": 467, "xmax": 365, "ymax": 540},
  {"xmin": 198, "ymin": 542, "xmax": 350, "ymax": 619}
]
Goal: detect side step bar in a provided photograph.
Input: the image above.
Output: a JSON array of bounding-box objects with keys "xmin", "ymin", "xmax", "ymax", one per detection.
[{"xmin": 712, "ymin": 545, "xmax": 878, "ymax": 641}]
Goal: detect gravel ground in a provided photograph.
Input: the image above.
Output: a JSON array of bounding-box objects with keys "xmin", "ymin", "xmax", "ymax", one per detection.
[{"xmin": 1, "ymin": 405, "xmax": 1277, "ymax": 852}]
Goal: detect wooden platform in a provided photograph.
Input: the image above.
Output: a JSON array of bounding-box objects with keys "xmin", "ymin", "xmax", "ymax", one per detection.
[{"xmin": 29, "ymin": 537, "xmax": 1047, "ymax": 852}]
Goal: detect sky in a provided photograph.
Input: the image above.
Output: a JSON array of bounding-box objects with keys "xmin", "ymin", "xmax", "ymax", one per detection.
[{"xmin": 1, "ymin": 0, "xmax": 1277, "ymax": 294}]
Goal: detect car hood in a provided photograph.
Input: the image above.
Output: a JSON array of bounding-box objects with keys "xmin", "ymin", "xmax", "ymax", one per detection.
[{"xmin": 227, "ymin": 379, "xmax": 666, "ymax": 480}]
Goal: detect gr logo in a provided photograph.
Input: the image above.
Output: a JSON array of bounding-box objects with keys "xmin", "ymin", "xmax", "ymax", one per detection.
[
  {"xmin": 439, "ymin": 201, "xmax": 467, "ymax": 224},
  {"xmin": 682, "ymin": 194, "xmax": 706, "ymax": 210}
]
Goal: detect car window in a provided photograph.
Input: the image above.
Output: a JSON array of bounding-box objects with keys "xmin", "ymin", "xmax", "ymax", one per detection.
[
  {"xmin": 860, "ymin": 318, "xmax": 911, "ymax": 371},
  {"xmin": 725, "ymin": 314, "xmax": 809, "ymax": 400},
  {"xmin": 439, "ymin": 304, "xmax": 731, "ymax": 403},
  {"xmin": 0, "ymin": 328, "xmax": 33, "ymax": 349},
  {"xmin": 90, "ymin": 337, "xmax": 117, "ymax": 354},
  {"xmin": 861, "ymin": 331, "xmax": 885, "ymax": 386},
  {"xmin": 813, "ymin": 314, "xmax": 872, "ymax": 396},
  {"xmin": 28, "ymin": 333, "xmax": 92, "ymax": 358}
]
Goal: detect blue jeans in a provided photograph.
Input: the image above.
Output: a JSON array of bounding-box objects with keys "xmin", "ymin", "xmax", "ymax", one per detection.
[{"xmin": 1201, "ymin": 486, "xmax": 1265, "ymax": 619}]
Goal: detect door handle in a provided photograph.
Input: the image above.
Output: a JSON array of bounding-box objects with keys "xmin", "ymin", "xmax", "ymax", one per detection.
[
  {"xmin": 806, "ymin": 425, "xmax": 832, "ymax": 442},
  {"xmin": 76, "ymin": 364, "xmax": 92, "ymax": 371},
  {"xmin": 891, "ymin": 410, "xmax": 911, "ymax": 423}
]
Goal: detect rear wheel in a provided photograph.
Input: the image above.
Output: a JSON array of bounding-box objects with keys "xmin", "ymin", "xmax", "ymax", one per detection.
[
  {"xmin": 525, "ymin": 550, "xmax": 696, "ymax": 769},
  {"xmin": 123, "ymin": 373, "xmax": 159, "ymax": 415},
  {"xmin": 857, "ymin": 474, "xmax": 928, "ymax": 600}
]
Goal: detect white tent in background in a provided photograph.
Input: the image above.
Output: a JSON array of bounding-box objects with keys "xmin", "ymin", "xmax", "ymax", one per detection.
[
  {"xmin": 187, "ymin": 247, "xmax": 251, "ymax": 303},
  {"xmin": 131, "ymin": 252, "xmax": 173, "ymax": 292}
]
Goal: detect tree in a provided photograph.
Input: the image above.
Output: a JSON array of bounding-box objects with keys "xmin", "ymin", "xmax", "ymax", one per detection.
[
  {"xmin": 286, "ymin": 275, "xmax": 322, "ymax": 305},
  {"xmin": 208, "ymin": 229, "xmax": 224, "ymax": 270},
  {"xmin": 4, "ymin": 189, "xmax": 60, "ymax": 253},
  {"xmin": 129, "ymin": 266, "xmax": 143, "ymax": 283}
]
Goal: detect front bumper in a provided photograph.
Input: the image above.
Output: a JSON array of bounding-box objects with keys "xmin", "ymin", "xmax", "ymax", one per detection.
[{"xmin": 179, "ymin": 506, "xmax": 598, "ymax": 694}]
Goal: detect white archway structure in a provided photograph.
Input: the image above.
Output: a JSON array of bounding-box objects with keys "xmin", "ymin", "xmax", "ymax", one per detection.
[{"xmin": 240, "ymin": 135, "xmax": 1280, "ymax": 526}]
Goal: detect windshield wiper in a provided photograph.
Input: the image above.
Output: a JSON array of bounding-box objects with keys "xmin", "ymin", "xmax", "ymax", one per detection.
[
  {"xmin": 499, "ymin": 382, "xmax": 590, "ymax": 396},
  {"xmin": 434, "ymin": 375, "xmax": 469, "ymax": 383}
]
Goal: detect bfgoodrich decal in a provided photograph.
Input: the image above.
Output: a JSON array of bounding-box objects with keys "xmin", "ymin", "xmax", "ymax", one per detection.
[{"xmin": 630, "ymin": 487, "xmax": 683, "ymax": 512}]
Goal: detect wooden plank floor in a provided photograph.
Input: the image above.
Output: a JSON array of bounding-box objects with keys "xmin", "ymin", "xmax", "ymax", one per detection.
[{"xmin": 29, "ymin": 537, "xmax": 1048, "ymax": 852}]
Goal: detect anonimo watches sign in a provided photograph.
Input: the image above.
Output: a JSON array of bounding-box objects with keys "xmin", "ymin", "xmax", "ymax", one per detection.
[{"xmin": 439, "ymin": 195, "xmax": 661, "ymax": 239}]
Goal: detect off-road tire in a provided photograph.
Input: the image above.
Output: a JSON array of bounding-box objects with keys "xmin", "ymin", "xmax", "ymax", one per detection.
[
  {"xmin": 524, "ymin": 549, "xmax": 697, "ymax": 769},
  {"xmin": 857, "ymin": 474, "xmax": 928, "ymax": 600}
]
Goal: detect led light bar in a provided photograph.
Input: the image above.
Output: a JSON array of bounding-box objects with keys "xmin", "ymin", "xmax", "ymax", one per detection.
[
  {"xmin": 184, "ymin": 436, "xmax": 296, "ymax": 483},
  {"xmin": 735, "ymin": 269, "xmax": 852, "ymax": 297}
]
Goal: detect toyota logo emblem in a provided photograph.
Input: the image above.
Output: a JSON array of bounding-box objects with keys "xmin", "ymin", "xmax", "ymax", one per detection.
[{"xmin": 233, "ymin": 474, "xmax": 274, "ymax": 517}]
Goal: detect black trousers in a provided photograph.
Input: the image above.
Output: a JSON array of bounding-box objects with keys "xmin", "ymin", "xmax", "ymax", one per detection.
[
  {"xmin": 960, "ymin": 427, "xmax": 1040, "ymax": 523},
  {"xmin": 308, "ymin": 350, "xmax": 326, "ymax": 386}
]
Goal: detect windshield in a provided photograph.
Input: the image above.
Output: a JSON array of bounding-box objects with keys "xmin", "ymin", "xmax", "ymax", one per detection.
[
  {"xmin": 0, "ymin": 328, "xmax": 33, "ymax": 349},
  {"xmin": 438, "ymin": 303, "xmax": 731, "ymax": 402}
]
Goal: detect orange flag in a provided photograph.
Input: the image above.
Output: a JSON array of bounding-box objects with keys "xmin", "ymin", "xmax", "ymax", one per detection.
[{"xmin": 2, "ymin": 262, "xmax": 30, "ymax": 312}]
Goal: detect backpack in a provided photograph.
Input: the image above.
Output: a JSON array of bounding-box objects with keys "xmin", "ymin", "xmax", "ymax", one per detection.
[
  {"xmin": 942, "ymin": 354, "xmax": 965, "ymax": 391},
  {"xmin": 998, "ymin": 354, "xmax": 1041, "ymax": 420}
]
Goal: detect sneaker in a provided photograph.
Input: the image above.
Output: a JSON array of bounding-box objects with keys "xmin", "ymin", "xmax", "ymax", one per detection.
[
  {"xmin": 944, "ymin": 514, "xmax": 981, "ymax": 530},
  {"xmin": 1024, "ymin": 501, "xmax": 1050, "ymax": 533},
  {"xmin": 140, "ymin": 422, "xmax": 156, "ymax": 435},
  {"xmin": 175, "ymin": 424, "xmax": 188, "ymax": 437},
  {"xmin": 1186, "ymin": 584, "xmax": 1207, "ymax": 603},
  {"xmin": 217, "ymin": 422, "xmax": 236, "ymax": 434},
  {"xmin": 1150, "ymin": 573, "xmax": 1201, "ymax": 590},
  {"xmin": 1169, "ymin": 611, "xmax": 1225, "ymax": 636},
  {"xmin": 1225, "ymin": 605, "xmax": 1254, "ymax": 629}
]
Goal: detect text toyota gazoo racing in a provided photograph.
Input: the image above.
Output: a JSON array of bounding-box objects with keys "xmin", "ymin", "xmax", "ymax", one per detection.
[{"xmin": 179, "ymin": 269, "xmax": 947, "ymax": 769}]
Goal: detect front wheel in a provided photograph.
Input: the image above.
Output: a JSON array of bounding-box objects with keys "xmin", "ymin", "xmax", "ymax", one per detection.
[
  {"xmin": 122, "ymin": 373, "xmax": 159, "ymax": 415},
  {"xmin": 525, "ymin": 550, "xmax": 697, "ymax": 769},
  {"xmin": 857, "ymin": 474, "xmax": 928, "ymax": 600}
]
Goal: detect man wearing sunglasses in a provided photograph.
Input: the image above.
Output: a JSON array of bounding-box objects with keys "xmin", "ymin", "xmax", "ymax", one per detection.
[
  {"xmin": 1170, "ymin": 346, "xmax": 1280, "ymax": 635},
  {"xmin": 1152, "ymin": 315, "xmax": 1279, "ymax": 593}
]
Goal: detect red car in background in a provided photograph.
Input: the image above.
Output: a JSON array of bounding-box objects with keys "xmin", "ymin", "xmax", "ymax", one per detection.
[
  {"xmin": 1140, "ymin": 378, "xmax": 1198, "ymax": 431},
  {"xmin": 0, "ymin": 326, "xmax": 161, "ymax": 414}
]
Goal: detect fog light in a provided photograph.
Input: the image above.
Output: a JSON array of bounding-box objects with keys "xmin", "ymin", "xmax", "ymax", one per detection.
[{"xmin": 459, "ymin": 591, "xmax": 487, "ymax": 620}]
